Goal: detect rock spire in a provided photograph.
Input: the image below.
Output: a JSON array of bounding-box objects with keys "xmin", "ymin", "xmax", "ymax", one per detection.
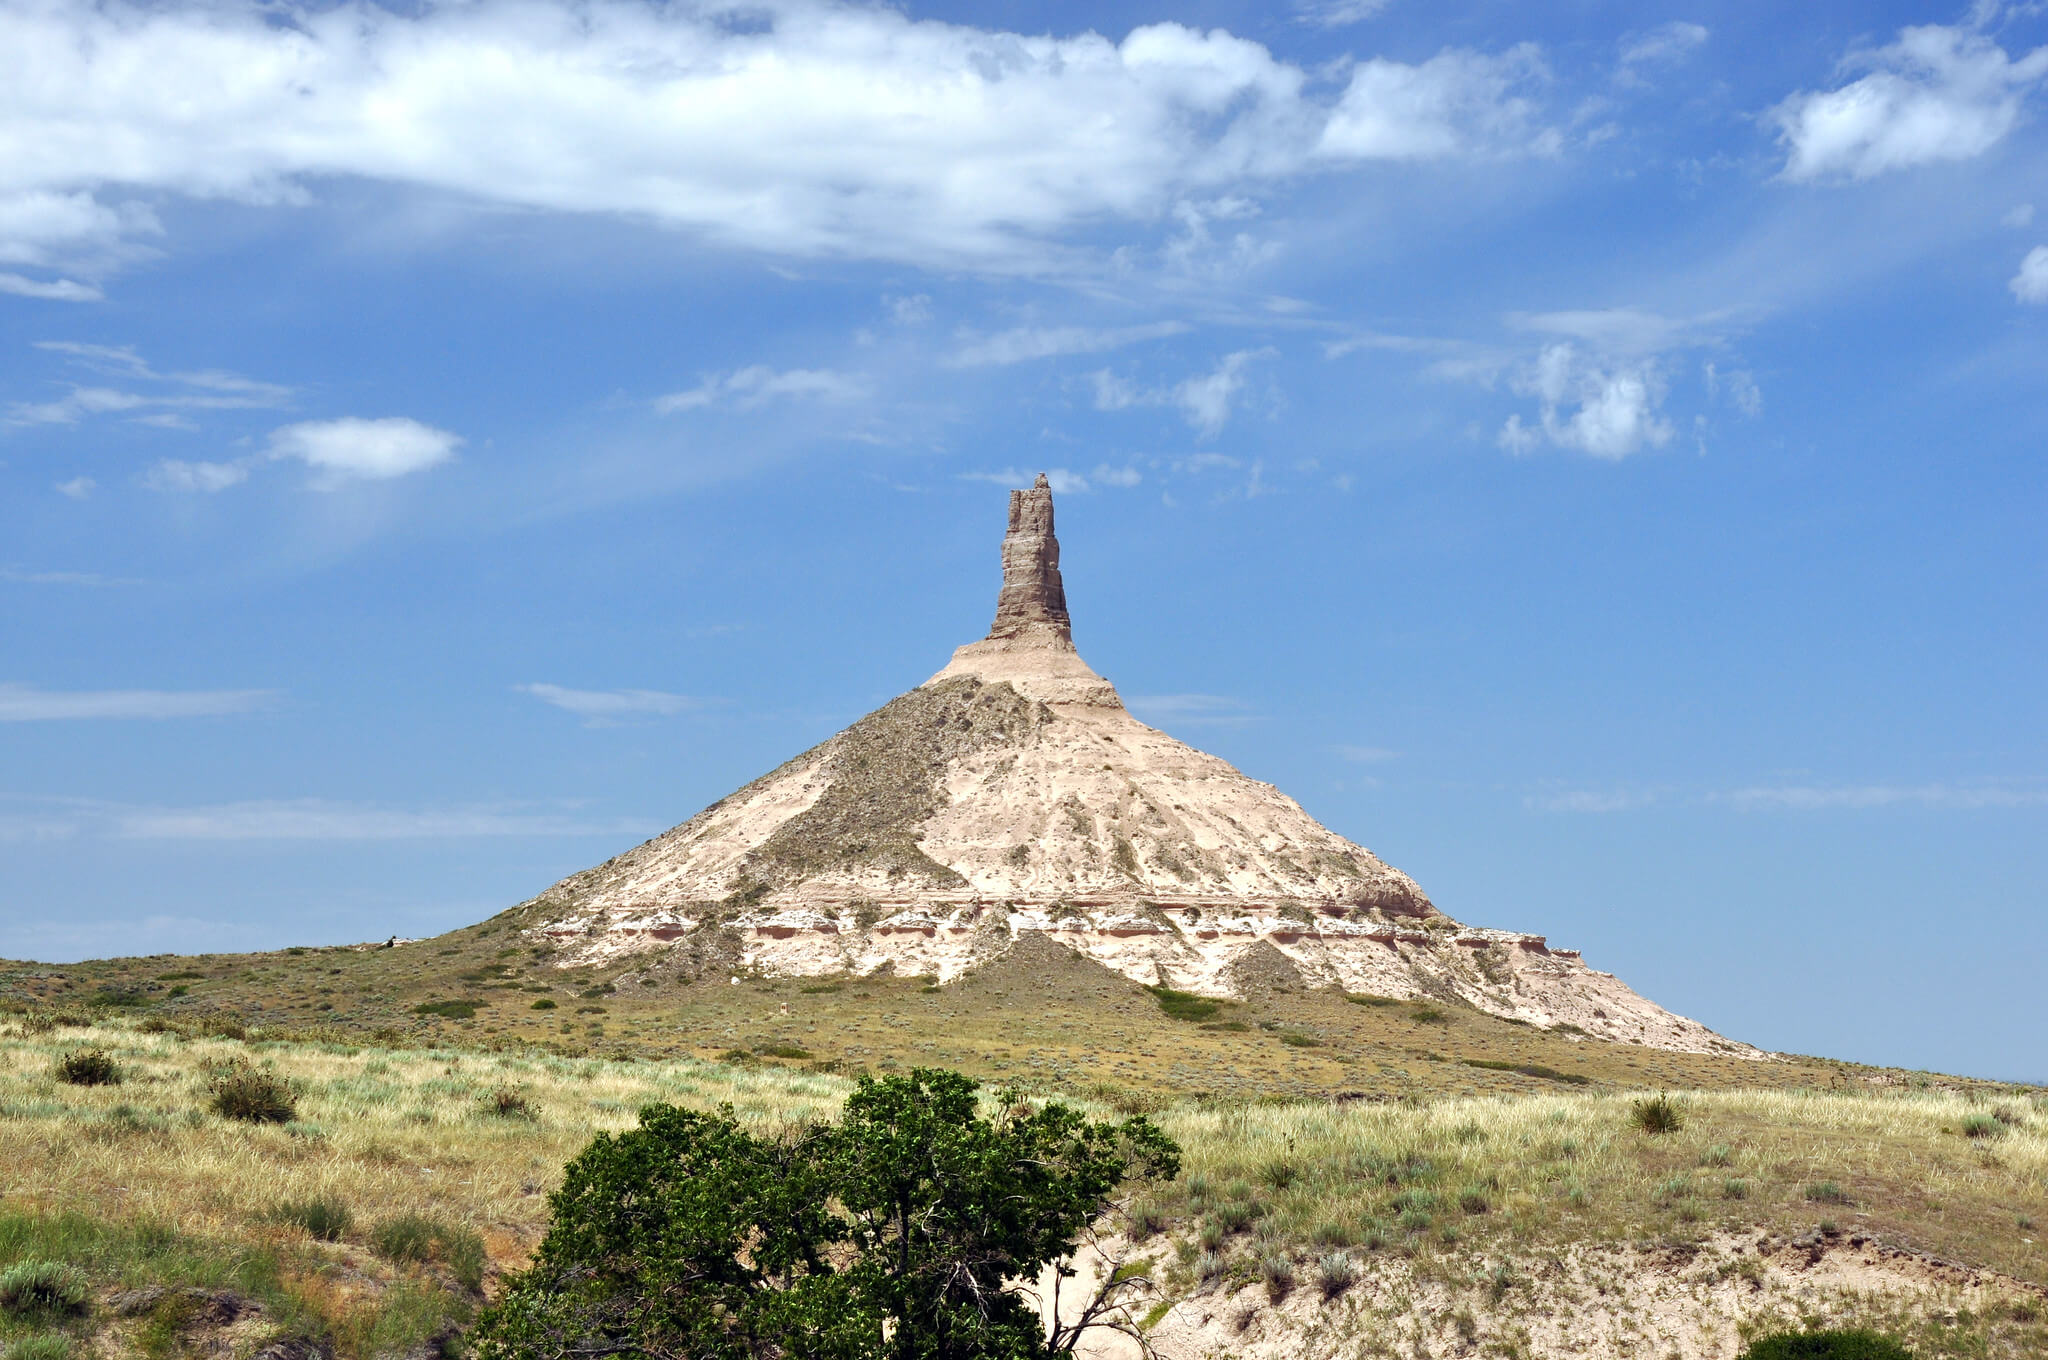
[{"xmin": 988, "ymin": 473, "xmax": 1071, "ymax": 642}]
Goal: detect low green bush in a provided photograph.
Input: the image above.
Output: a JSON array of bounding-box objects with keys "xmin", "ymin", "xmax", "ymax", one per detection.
[
  {"xmin": 52, "ymin": 1048, "xmax": 120, "ymax": 1087},
  {"xmin": 1736, "ymin": 1329, "xmax": 1914, "ymax": 1359},
  {"xmin": 1806, "ymin": 1181, "xmax": 1854, "ymax": 1205},
  {"xmin": 1145, "ymin": 986, "xmax": 1220, "ymax": 1022},
  {"xmin": 413, "ymin": 1000, "xmax": 478, "ymax": 1021},
  {"xmin": 528, "ymin": 999, "xmax": 556, "ymax": 1010},
  {"xmin": 5, "ymin": 1335, "xmax": 75, "ymax": 1360}
]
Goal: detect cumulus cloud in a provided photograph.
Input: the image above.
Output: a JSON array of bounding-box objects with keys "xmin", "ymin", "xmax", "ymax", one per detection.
[
  {"xmin": 1319, "ymin": 44, "xmax": 1556, "ymax": 160},
  {"xmin": 2011, "ymin": 245, "xmax": 2048, "ymax": 302},
  {"xmin": 1772, "ymin": 24, "xmax": 2048, "ymax": 181},
  {"xmin": 655, "ymin": 366, "xmax": 866, "ymax": 414},
  {"xmin": 1499, "ymin": 343, "xmax": 1672, "ymax": 459},
  {"xmin": 518, "ymin": 683, "xmax": 702, "ymax": 723},
  {"xmin": 946, "ymin": 321, "xmax": 1188, "ymax": 368},
  {"xmin": 0, "ymin": 683, "xmax": 277, "ymax": 720},
  {"xmin": 0, "ymin": 0, "xmax": 1558, "ymax": 275},
  {"xmin": 1090, "ymin": 349, "xmax": 1269, "ymax": 438},
  {"xmin": 266, "ymin": 417, "xmax": 461, "ymax": 484}
]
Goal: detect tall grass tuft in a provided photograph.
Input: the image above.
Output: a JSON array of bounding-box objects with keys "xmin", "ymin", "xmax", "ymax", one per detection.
[
  {"xmin": 1631, "ymin": 1093, "xmax": 1684, "ymax": 1134},
  {"xmin": 273, "ymin": 1195, "xmax": 353, "ymax": 1242},
  {"xmin": 372, "ymin": 1214, "xmax": 487, "ymax": 1291},
  {"xmin": 0, "ymin": 1260, "xmax": 90, "ymax": 1318},
  {"xmin": 1314, "ymin": 1251, "xmax": 1355, "ymax": 1299}
]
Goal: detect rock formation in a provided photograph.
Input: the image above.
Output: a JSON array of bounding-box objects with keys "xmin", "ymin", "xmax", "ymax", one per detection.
[{"xmin": 513, "ymin": 478, "xmax": 1754, "ymax": 1057}]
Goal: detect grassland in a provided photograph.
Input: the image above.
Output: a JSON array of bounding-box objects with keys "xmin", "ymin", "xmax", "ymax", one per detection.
[{"xmin": 0, "ymin": 1004, "xmax": 2042, "ymax": 1359}]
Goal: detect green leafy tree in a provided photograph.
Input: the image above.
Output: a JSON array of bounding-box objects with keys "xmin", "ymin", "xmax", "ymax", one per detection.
[{"xmin": 472, "ymin": 1069, "xmax": 1179, "ymax": 1360}]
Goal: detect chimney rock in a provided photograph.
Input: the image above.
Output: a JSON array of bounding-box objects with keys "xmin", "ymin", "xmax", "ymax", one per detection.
[{"xmin": 988, "ymin": 473, "xmax": 1071, "ymax": 642}]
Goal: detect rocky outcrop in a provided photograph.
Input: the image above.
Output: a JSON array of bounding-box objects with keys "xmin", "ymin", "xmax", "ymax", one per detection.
[
  {"xmin": 513, "ymin": 476, "xmax": 1757, "ymax": 1058},
  {"xmin": 989, "ymin": 473, "xmax": 1071, "ymax": 642}
]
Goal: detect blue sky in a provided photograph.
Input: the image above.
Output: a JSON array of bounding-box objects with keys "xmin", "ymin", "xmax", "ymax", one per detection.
[{"xmin": 2, "ymin": 0, "xmax": 2044, "ymax": 1080}]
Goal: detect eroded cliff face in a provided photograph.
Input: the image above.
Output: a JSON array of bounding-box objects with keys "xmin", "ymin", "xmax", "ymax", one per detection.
[{"xmin": 514, "ymin": 476, "xmax": 1758, "ymax": 1059}]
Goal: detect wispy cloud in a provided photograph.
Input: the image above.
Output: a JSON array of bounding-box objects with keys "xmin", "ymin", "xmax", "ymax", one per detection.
[
  {"xmin": 1337, "ymin": 745, "xmax": 1400, "ymax": 763},
  {"xmin": 1526, "ymin": 788, "xmax": 1663, "ymax": 813},
  {"xmin": 2011, "ymin": 245, "xmax": 2048, "ymax": 303},
  {"xmin": 655, "ymin": 367, "xmax": 866, "ymax": 414},
  {"xmin": 0, "ymin": 273, "xmax": 100, "ymax": 302},
  {"xmin": 1, "ymin": 794, "xmax": 653, "ymax": 842},
  {"xmin": 1125, "ymin": 693, "xmax": 1260, "ymax": 726},
  {"xmin": 945, "ymin": 321, "xmax": 1188, "ymax": 368},
  {"xmin": 144, "ymin": 416, "xmax": 462, "ymax": 494},
  {"xmin": 0, "ymin": 683, "xmax": 277, "ymax": 721},
  {"xmin": 1716, "ymin": 781, "xmax": 2048, "ymax": 811},
  {"xmin": 8, "ymin": 341, "xmax": 292, "ymax": 427},
  {"xmin": 1090, "ymin": 349, "xmax": 1271, "ymax": 438},
  {"xmin": 959, "ymin": 465, "xmax": 1140, "ymax": 495},
  {"xmin": 0, "ymin": 566, "xmax": 142, "ymax": 586},
  {"xmin": 518, "ymin": 683, "xmax": 705, "ymax": 724}
]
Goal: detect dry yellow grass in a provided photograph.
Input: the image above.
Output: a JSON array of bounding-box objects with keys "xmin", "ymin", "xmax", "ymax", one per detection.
[{"xmin": 1, "ymin": 1015, "xmax": 2042, "ymax": 1358}]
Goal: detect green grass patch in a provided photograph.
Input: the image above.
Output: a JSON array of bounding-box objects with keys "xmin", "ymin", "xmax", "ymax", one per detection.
[
  {"xmin": 412, "ymin": 1000, "xmax": 479, "ymax": 1021},
  {"xmin": 1458, "ymin": 1058, "xmax": 1591, "ymax": 1086},
  {"xmin": 1146, "ymin": 986, "xmax": 1222, "ymax": 1023}
]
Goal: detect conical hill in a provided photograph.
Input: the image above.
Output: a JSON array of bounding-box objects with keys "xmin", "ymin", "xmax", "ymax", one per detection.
[{"xmin": 514, "ymin": 476, "xmax": 1753, "ymax": 1058}]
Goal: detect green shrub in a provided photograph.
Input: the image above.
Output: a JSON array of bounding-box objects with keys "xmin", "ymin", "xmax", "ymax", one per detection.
[
  {"xmin": 52, "ymin": 1048, "xmax": 120, "ymax": 1087},
  {"xmin": 274, "ymin": 1195, "xmax": 353, "ymax": 1241},
  {"xmin": 751, "ymin": 1041, "xmax": 812, "ymax": 1060},
  {"xmin": 1457, "ymin": 1186, "xmax": 1491, "ymax": 1215},
  {"xmin": 413, "ymin": 1000, "xmax": 478, "ymax": 1021},
  {"xmin": 1960, "ymin": 1114, "xmax": 2003, "ymax": 1139},
  {"xmin": 5, "ymin": 1336, "xmax": 75, "ymax": 1360},
  {"xmin": 1345, "ymin": 994, "xmax": 1398, "ymax": 1008},
  {"xmin": 484, "ymin": 1088, "xmax": 536, "ymax": 1120},
  {"xmin": 1736, "ymin": 1329, "xmax": 1914, "ymax": 1360},
  {"xmin": 0, "ymin": 1260, "xmax": 90, "ymax": 1318},
  {"xmin": 1457, "ymin": 1058, "xmax": 1590, "ymax": 1085},
  {"xmin": 1258, "ymin": 1159, "xmax": 1297, "ymax": 1190},
  {"xmin": 1145, "ymin": 986, "xmax": 1220, "ymax": 1022},
  {"xmin": 1631, "ymin": 1093, "xmax": 1684, "ymax": 1134},
  {"xmin": 207, "ymin": 1061, "xmax": 297, "ymax": 1123},
  {"xmin": 529, "ymin": 999, "xmax": 556, "ymax": 1011},
  {"xmin": 1410, "ymin": 1006, "xmax": 1448, "ymax": 1024}
]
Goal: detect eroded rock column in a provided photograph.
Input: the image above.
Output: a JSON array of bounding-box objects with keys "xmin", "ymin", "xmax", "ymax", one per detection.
[{"xmin": 988, "ymin": 473, "xmax": 1071, "ymax": 641}]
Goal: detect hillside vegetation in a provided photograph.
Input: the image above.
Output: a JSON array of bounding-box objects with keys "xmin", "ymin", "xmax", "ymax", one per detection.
[{"xmin": 0, "ymin": 1009, "xmax": 2042, "ymax": 1359}]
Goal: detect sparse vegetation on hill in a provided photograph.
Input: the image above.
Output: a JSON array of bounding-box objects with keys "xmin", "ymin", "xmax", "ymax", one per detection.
[{"xmin": 0, "ymin": 1010, "xmax": 2040, "ymax": 1357}]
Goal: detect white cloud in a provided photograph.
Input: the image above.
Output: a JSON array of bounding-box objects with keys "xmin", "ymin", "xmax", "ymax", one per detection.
[
  {"xmin": 0, "ymin": 683, "xmax": 277, "ymax": 720},
  {"xmin": 109, "ymin": 800, "xmax": 649, "ymax": 841},
  {"xmin": 1093, "ymin": 463, "xmax": 1142, "ymax": 488},
  {"xmin": 53, "ymin": 476, "xmax": 94, "ymax": 499},
  {"xmin": 7, "ymin": 342, "xmax": 291, "ymax": 427},
  {"xmin": 1125, "ymin": 693, "xmax": 1259, "ymax": 725},
  {"xmin": 145, "ymin": 459, "xmax": 249, "ymax": 493},
  {"xmin": 266, "ymin": 417, "xmax": 461, "ymax": 484},
  {"xmin": 1293, "ymin": 0, "xmax": 1392, "ymax": 27},
  {"xmin": 1526, "ymin": 789, "xmax": 1662, "ymax": 813},
  {"xmin": 0, "ymin": 1, "xmax": 1557, "ymax": 275},
  {"xmin": 886, "ymin": 293, "xmax": 933, "ymax": 324},
  {"xmin": 655, "ymin": 366, "xmax": 866, "ymax": 414},
  {"xmin": 1500, "ymin": 343, "xmax": 1673, "ymax": 459},
  {"xmin": 2011, "ymin": 245, "xmax": 2048, "ymax": 302},
  {"xmin": 1772, "ymin": 24, "xmax": 2048, "ymax": 182},
  {"xmin": 946, "ymin": 321, "xmax": 1188, "ymax": 367},
  {"xmin": 1090, "ymin": 349, "xmax": 1268, "ymax": 438},
  {"xmin": 2004, "ymin": 203, "xmax": 2036, "ymax": 227},
  {"xmin": 519, "ymin": 683, "xmax": 702, "ymax": 722},
  {"xmin": 1703, "ymin": 361, "xmax": 1763, "ymax": 416},
  {"xmin": 0, "ymin": 272, "xmax": 100, "ymax": 301},
  {"xmin": 961, "ymin": 467, "xmax": 1096, "ymax": 494},
  {"xmin": 1718, "ymin": 781, "xmax": 2048, "ymax": 811},
  {"xmin": 1618, "ymin": 22, "xmax": 1709, "ymax": 72},
  {"xmin": 1319, "ymin": 45, "xmax": 1557, "ymax": 160}
]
